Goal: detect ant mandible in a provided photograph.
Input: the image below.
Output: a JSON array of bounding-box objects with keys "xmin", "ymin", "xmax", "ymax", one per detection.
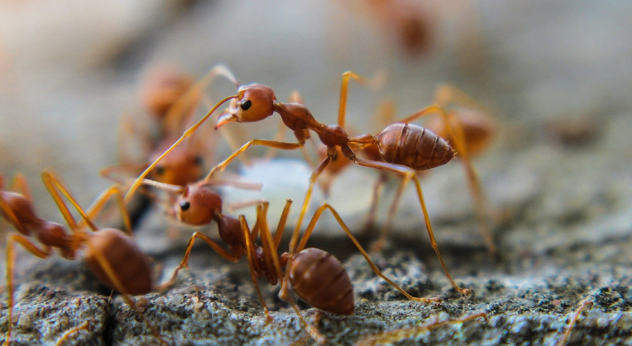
[
  {"xmin": 124, "ymin": 70, "xmax": 476, "ymax": 295},
  {"xmin": 140, "ymin": 177, "xmax": 447, "ymax": 344},
  {"xmin": 0, "ymin": 171, "xmax": 167, "ymax": 346}
]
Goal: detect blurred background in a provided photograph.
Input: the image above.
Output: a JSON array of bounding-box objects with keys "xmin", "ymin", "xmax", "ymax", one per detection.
[{"xmin": 0, "ymin": 0, "xmax": 631, "ymax": 261}]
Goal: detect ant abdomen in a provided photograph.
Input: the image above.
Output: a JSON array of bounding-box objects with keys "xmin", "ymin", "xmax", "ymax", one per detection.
[
  {"xmin": 288, "ymin": 248, "xmax": 354, "ymax": 315},
  {"xmin": 377, "ymin": 123, "xmax": 454, "ymax": 171},
  {"xmin": 85, "ymin": 229, "xmax": 153, "ymax": 295}
]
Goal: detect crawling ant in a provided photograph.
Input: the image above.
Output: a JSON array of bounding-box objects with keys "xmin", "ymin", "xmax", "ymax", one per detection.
[
  {"xmin": 0, "ymin": 171, "xmax": 167, "ymax": 345},
  {"xmin": 140, "ymin": 176, "xmax": 450, "ymax": 344}
]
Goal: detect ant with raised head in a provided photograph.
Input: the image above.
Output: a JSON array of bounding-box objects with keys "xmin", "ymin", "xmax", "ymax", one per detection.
[
  {"xmin": 140, "ymin": 176, "xmax": 449, "ymax": 344},
  {"xmin": 0, "ymin": 171, "xmax": 167, "ymax": 346},
  {"xmin": 125, "ymin": 70, "xmax": 479, "ymax": 295}
]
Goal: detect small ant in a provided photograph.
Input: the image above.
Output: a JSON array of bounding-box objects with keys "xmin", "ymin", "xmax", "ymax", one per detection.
[
  {"xmin": 140, "ymin": 177, "xmax": 449, "ymax": 344},
  {"xmin": 125, "ymin": 70, "xmax": 482, "ymax": 294},
  {"xmin": 0, "ymin": 171, "xmax": 167, "ymax": 346}
]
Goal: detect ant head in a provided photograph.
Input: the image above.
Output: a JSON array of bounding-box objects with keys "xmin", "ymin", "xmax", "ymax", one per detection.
[
  {"xmin": 149, "ymin": 143, "xmax": 205, "ymax": 186},
  {"xmin": 175, "ymin": 183, "xmax": 223, "ymax": 226},
  {"xmin": 215, "ymin": 84, "xmax": 276, "ymax": 128}
]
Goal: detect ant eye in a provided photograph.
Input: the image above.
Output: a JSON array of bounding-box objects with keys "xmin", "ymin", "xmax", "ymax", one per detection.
[
  {"xmin": 240, "ymin": 100, "xmax": 252, "ymax": 111},
  {"xmin": 155, "ymin": 166, "xmax": 165, "ymax": 175},
  {"xmin": 194, "ymin": 156, "xmax": 204, "ymax": 166},
  {"xmin": 180, "ymin": 201, "xmax": 190, "ymax": 211}
]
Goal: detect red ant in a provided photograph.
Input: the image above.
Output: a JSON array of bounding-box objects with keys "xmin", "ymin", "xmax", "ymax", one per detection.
[
  {"xmin": 139, "ymin": 176, "xmax": 449, "ymax": 344},
  {"xmin": 312, "ymin": 85, "xmax": 496, "ymax": 253},
  {"xmin": 103, "ymin": 64, "xmax": 245, "ymax": 188},
  {"xmin": 0, "ymin": 171, "xmax": 167, "ymax": 345}
]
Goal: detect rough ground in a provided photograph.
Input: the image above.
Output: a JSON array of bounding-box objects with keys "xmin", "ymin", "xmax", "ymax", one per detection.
[{"xmin": 1, "ymin": 1, "xmax": 632, "ymax": 345}]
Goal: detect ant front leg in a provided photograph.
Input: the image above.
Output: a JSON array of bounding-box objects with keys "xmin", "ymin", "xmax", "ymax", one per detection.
[
  {"xmin": 354, "ymin": 158, "xmax": 471, "ymax": 296},
  {"xmin": 4, "ymin": 234, "xmax": 52, "ymax": 346},
  {"xmin": 294, "ymin": 202, "xmax": 440, "ymax": 304},
  {"xmin": 398, "ymin": 104, "xmax": 495, "ymax": 255}
]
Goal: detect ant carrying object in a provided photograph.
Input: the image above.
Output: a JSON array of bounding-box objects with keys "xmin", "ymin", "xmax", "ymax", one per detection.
[
  {"xmin": 125, "ymin": 70, "xmax": 482, "ymax": 295},
  {"xmin": 0, "ymin": 171, "xmax": 167, "ymax": 346},
  {"xmin": 140, "ymin": 176, "xmax": 446, "ymax": 344}
]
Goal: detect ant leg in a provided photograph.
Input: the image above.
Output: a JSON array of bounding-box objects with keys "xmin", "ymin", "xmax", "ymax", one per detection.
[
  {"xmin": 356, "ymin": 312, "xmax": 487, "ymax": 346},
  {"xmin": 125, "ymin": 95, "xmax": 238, "ymax": 203},
  {"xmin": 4, "ymin": 234, "xmax": 52, "ymax": 346},
  {"xmin": 398, "ymin": 104, "xmax": 495, "ymax": 255},
  {"xmin": 204, "ymin": 139, "xmax": 303, "ymax": 181},
  {"xmin": 10, "ymin": 174, "xmax": 32, "ymax": 202},
  {"xmin": 372, "ymin": 172, "xmax": 408, "ymax": 252},
  {"xmin": 354, "ymin": 158, "xmax": 471, "ymax": 295},
  {"xmin": 84, "ymin": 241, "xmax": 168, "ymax": 346},
  {"xmin": 364, "ymin": 172, "xmax": 387, "ymax": 235},
  {"xmin": 238, "ymin": 216, "xmax": 271, "ymax": 322},
  {"xmin": 159, "ymin": 232, "xmax": 240, "ymax": 290},
  {"xmin": 288, "ymin": 157, "xmax": 332, "ymax": 256},
  {"xmin": 78, "ymin": 185, "xmax": 132, "ymax": 235},
  {"xmin": 53, "ymin": 320, "xmax": 90, "ymax": 346},
  {"xmin": 557, "ymin": 292, "xmax": 595, "ymax": 346},
  {"xmin": 274, "ymin": 199, "xmax": 293, "ymax": 249},
  {"xmin": 337, "ymin": 71, "xmax": 385, "ymax": 129},
  {"xmin": 41, "ymin": 171, "xmax": 96, "ymax": 232},
  {"xmin": 295, "ymin": 202, "xmax": 440, "ymax": 304},
  {"xmin": 100, "ymin": 164, "xmax": 149, "ymax": 185}
]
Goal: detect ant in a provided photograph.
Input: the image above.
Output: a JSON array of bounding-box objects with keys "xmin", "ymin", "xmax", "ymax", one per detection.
[
  {"xmin": 103, "ymin": 63, "xmax": 245, "ymax": 189},
  {"xmin": 314, "ymin": 85, "xmax": 496, "ymax": 253},
  {"xmin": 125, "ymin": 70, "xmax": 483, "ymax": 294},
  {"xmin": 139, "ymin": 176, "xmax": 450, "ymax": 344},
  {"xmin": 0, "ymin": 171, "xmax": 167, "ymax": 346}
]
